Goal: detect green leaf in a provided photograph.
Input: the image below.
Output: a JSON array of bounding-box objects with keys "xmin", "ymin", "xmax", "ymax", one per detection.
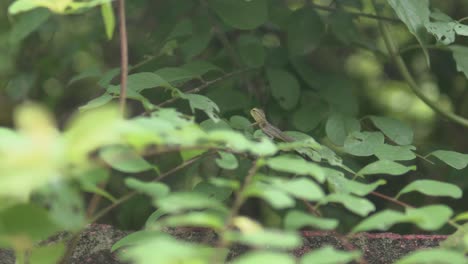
[
  {"xmin": 64, "ymin": 106, "xmax": 123, "ymax": 166},
  {"xmin": 232, "ymin": 251, "xmax": 296, "ymax": 264},
  {"xmin": 79, "ymin": 93, "xmax": 113, "ymax": 111},
  {"xmin": 238, "ymin": 35, "xmax": 266, "ymax": 68},
  {"xmin": 182, "ymin": 94, "xmax": 220, "ymax": 122},
  {"xmin": 397, "ymin": 180, "xmax": 462, "ymax": 199},
  {"xmin": 119, "ymin": 235, "xmax": 215, "ymax": 264},
  {"xmin": 229, "ymin": 115, "xmax": 253, "ymax": 131},
  {"xmin": 387, "ymin": 0, "xmax": 430, "ymax": 65},
  {"xmin": 154, "ymin": 67, "xmax": 199, "ymax": 84},
  {"xmin": 77, "ymin": 168, "xmax": 116, "ymax": 203},
  {"xmin": 322, "ymin": 193, "xmax": 375, "ymax": 217},
  {"xmin": 344, "ymin": 131, "xmax": 385, "ymax": 157},
  {"xmin": 287, "ymin": 7, "xmax": 325, "ymax": 56},
  {"xmin": 230, "ymin": 229, "xmax": 302, "ymax": 250},
  {"xmin": 326, "ymin": 172, "xmax": 386, "ymax": 196},
  {"xmin": 353, "ymin": 205, "xmax": 453, "ymax": 233},
  {"xmin": 292, "ymin": 97, "xmax": 328, "ymax": 132},
  {"xmin": 215, "ymin": 151, "xmax": 239, "ymax": 170},
  {"xmin": 125, "ymin": 179, "xmax": 170, "ymax": 199},
  {"xmin": 0, "ymin": 204, "xmax": 59, "ymax": 247},
  {"xmin": 329, "ymin": 10, "xmax": 360, "ymax": 45},
  {"xmin": 9, "ymin": 9, "xmax": 50, "ymax": 44},
  {"xmin": 111, "ymin": 230, "xmax": 162, "ymax": 252},
  {"xmin": 301, "ymin": 246, "xmax": 361, "ymax": 264},
  {"xmin": 405, "ymin": 205, "xmax": 453, "ymax": 230},
  {"xmin": 428, "ymin": 150, "xmax": 468, "ymax": 170},
  {"xmin": 357, "ymin": 160, "xmax": 416, "ymax": 176},
  {"xmin": 369, "ymin": 116, "xmax": 413, "ymax": 145},
  {"xmin": 374, "ymin": 144, "xmax": 416, "ymax": 161},
  {"xmin": 284, "ymin": 210, "xmax": 338, "ymax": 230},
  {"xmin": 182, "ymin": 61, "xmax": 223, "ymax": 77},
  {"xmin": 352, "ymin": 210, "xmax": 406, "ymax": 233},
  {"xmin": 244, "ymin": 182, "xmax": 295, "ymax": 209},
  {"xmin": 29, "ymin": 243, "xmax": 65, "ymax": 264},
  {"xmin": 326, "ymin": 113, "xmax": 361, "ymax": 146},
  {"xmin": 101, "ymin": 2, "xmax": 115, "ymax": 39},
  {"xmin": 207, "ymin": 86, "xmax": 250, "ymax": 113},
  {"xmin": 36, "ymin": 183, "xmax": 85, "ymax": 231},
  {"xmin": 193, "ymin": 181, "xmax": 232, "ymax": 201},
  {"xmin": 425, "ymin": 21, "xmax": 456, "ymax": 45},
  {"xmin": 266, "ymin": 156, "xmax": 325, "ymax": 182},
  {"xmin": 152, "ymin": 211, "xmax": 225, "ymax": 230},
  {"xmin": 450, "ymin": 45, "xmax": 468, "ymax": 79},
  {"xmin": 267, "ymin": 177, "xmax": 324, "ymax": 201},
  {"xmin": 395, "ymin": 248, "xmax": 467, "ymax": 264},
  {"xmin": 266, "ymin": 68, "xmax": 300, "ymax": 110},
  {"xmin": 155, "ymin": 192, "xmax": 228, "ymax": 213},
  {"xmin": 119, "ymin": 72, "xmax": 172, "ymax": 92},
  {"xmin": 208, "ymin": 0, "xmax": 268, "ymax": 30},
  {"xmin": 100, "ymin": 145, "xmax": 153, "ymax": 173}
]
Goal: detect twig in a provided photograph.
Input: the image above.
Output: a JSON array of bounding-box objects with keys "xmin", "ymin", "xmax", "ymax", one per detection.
[
  {"xmin": 373, "ymin": 1, "xmax": 468, "ymax": 128},
  {"xmin": 155, "ymin": 68, "xmax": 251, "ymax": 108},
  {"xmin": 210, "ymin": 159, "xmax": 259, "ymax": 264},
  {"xmin": 309, "ymin": 2, "xmax": 400, "ymax": 23},
  {"xmin": 118, "ymin": 0, "xmax": 128, "ymax": 114}
]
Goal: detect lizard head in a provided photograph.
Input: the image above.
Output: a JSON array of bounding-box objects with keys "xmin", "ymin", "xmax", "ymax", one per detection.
[{"xmin": 250, "ymin": 108, "xmax": 266, "ymax": 123}]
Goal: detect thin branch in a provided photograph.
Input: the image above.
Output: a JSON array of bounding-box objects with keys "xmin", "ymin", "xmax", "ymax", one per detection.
[
  {"xmin": 373, "ymin": 2, "xmax": 468, "ymax": 128},
  {"xmin": 118, "ymin": 0, "xmax": 128, "ymax": 114},
  {"xmin": 309, "ymin": 2, "xmax": 400, "ymax": 23},
  {"xmin": 90, "ymin": 152, "xmax": 212, "ymax": 223},
  {"xmin": 155, "ymin": 68, "xmax": 251, "ymax": 108},
  {"xmin": 371, "ymin": 191, "xmax": 412, "ymax": 208}
]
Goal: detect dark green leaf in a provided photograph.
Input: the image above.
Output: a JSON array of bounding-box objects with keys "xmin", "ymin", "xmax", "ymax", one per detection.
[
  {"xmin": 266, "ymin": 68, "xmax": 300, "ymax": 110},
  {"xmin": 387, "ymin": 0, "xmax": 430, "ymax": 64},
  {"xmin": 9, "ymin": 9, "xmax": 50, "ymax": 43},
  {"xmin": 326, "ymin": 113, "xmax": 361, "ymax": 146},
  {"xmin": 238, "ymin": 35, "xmax": 266, "ymax": 68},
  {"xmin": 447, "ymin": 43, "xmax": 468, "ymax": 78},
  {"xmin": 369, "ymin": 116, "xmax": 413, "ymax": 145},
  {"xmin": 287, "ymin": 7, "xmax": 325, "ymax": 56},
  {"xmin": 182, "ymin": 94, "xmax": 220, "ymax": 122},
  {"xmin": 208, "ymin": 0, "xmax": 268, "ymax": 30}
]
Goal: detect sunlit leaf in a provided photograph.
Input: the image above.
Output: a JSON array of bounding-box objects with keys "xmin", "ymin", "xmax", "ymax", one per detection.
[
  {"xmin": 428, "ymin": 149, "xmax": 468, "ymax": 170},
  {"xmin": 301, "ymin": 246, "xmax": 361, "ymax": 264},
  {"xmin": 100, "ymin": 145, "xmax": 153, "ymax": 173},
  {"xmin": 397, "ymin": 180, "xmax": 462, "ymax": 199},
  {"xmin": 266, "ymin": 156, "xmax": 325, "ymax": 182},
  {"xmin": 215, "ymin": 151, "xmax": 239, "ymax": 170},
  {"xmin": 232, "ymin": 251, "xmax": 295, "ymax": 264},
  {"xmin": 357, "ymin": 160, "xmax": 416, "ymax": 176},
  {"xmin": 125, "ymin": 179, "xmax": 170, "ymax": 199},
  {"xmin": 395, "ymin": 248, "xmax": 466, "ymax": 264},
  {"xmin": 284, "ymin": 210, "xmax": 338, "ymax": 230}
]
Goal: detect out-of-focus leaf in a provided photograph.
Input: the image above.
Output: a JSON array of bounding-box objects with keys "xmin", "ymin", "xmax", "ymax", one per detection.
[
  {"xmin": 266, "ymin": 68, "xmax": 300, "ymax": 110},
  {"xmin": 284, "ymin": 210, "xmax": 338, "ymax": 230},
  {"xmin": 208, "ymin": 0, "xmax": 267, "ymax": 30},
  {"xmin": 301, "ymin": 246, "xmax": 361, "ymax": 264}
]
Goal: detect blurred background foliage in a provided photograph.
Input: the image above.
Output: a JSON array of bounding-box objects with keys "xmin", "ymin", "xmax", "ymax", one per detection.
[{"xmin": 1, "ymin": 0, "xmax": 467, "ymax": 232}]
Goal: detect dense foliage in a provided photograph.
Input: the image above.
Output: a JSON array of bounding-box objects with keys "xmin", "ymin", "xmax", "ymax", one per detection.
[{"xmin": 1, "ymin": 0, "xmax": 468, "ymax": 263}]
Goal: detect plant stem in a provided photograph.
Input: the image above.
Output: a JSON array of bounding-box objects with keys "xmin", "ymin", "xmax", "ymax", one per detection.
[
  {"xmin": 118, "ymin": 0, "xmax": 128, "ymax": 115},
  {"xmin": 373, "ymin": 1, "xmax": 468, "ymax": 128}
]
